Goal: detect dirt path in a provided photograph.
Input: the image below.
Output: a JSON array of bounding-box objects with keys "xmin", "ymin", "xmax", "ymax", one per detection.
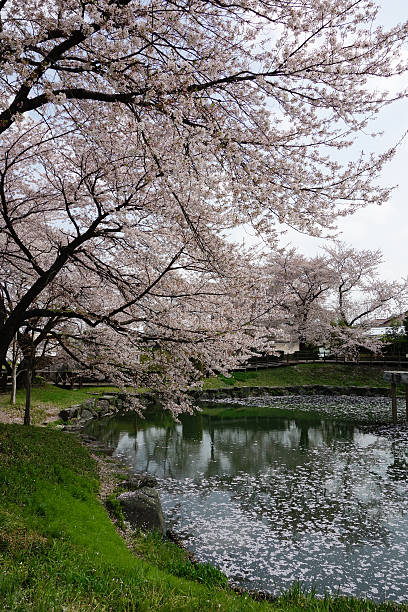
[
  {"xmin": 0, "ymin": 397, "xmax": 61, "ymax": 425},
  {"xmin": 0, "ymin": 405, "xmax": 25, "ymax": 424}
]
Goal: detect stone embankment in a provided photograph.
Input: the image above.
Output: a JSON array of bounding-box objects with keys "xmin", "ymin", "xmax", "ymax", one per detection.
[
  {"xmin": 59, "ymin": 392, "xmax": 157, "ymax": 425},
  {"xmin": 61, "ymin": 394, "xmax": 165, "ymax": 535},
  {"xmin": 194, "ymin": 385, "xmax": 391, "ymax": 401},
  {"xmin": 78, "ymin": 430, "xmax": 166, "ymax": 535}
]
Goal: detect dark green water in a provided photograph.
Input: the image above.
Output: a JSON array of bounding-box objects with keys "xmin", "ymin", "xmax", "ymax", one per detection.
[{"xmin": 85, "ymin": 403, "xmax": 408, "ymax": 602}]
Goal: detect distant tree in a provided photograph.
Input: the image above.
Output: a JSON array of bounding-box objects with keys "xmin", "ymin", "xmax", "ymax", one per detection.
[
  {"xmin": 267, "ymin": 242, "xmax": 408, "ymax": 359},
  {"xmin": 324, "ymin": 242, "xmax": 408, "ymax": 357},
  {"xmin": 266, "ymin": 250, "xmax": 334, "ymax": 349},
  {"xmin": 1, "ymin": 270, "xmax": 75, "ymax": 422}
]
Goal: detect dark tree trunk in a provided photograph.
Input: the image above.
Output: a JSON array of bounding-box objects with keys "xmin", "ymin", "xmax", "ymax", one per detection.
[{"xmin": 16, "ymin": 357, "xmax": 36, "ymax": 388}]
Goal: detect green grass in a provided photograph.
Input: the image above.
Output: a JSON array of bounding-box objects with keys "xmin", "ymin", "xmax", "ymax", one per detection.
[
  {"xmin": 203, "ymin": 364, "xmax": 394, "ymax": 391},
  {"xmin": 130, "ymin": 529, "xmax": 229, "ymax": 589},
  {"xmin": 0, "ymin": 384, "xmax": 121, "ymax": 425},
  {"xmin": 0, "ymin": 424, "xmax": 404, "ymax": 611}
]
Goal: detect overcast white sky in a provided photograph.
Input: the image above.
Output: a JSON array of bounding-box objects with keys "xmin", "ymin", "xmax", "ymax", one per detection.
[{"xmin": 251, "ymin": 1, "xmax": 408, "ymax": 281}]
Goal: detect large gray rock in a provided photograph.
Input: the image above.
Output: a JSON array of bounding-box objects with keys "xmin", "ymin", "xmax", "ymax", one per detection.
[
  {"xmin": 59, "ymin": 405, "xmax": 80, "ymax": 422},
  {"xmin": 96, "ymin": 399, "xmax": 110, "ymax": 411},
  {"xmin": 124, "ymin": 474, "xmax": 158, "ymax": 490},
  {"xmin": 118, "ymin": 488, "xmax": 165, "ymax": 534},
  {"xmin": 79, "ymin": 408, "xmax": 94, "ymax": 422}
]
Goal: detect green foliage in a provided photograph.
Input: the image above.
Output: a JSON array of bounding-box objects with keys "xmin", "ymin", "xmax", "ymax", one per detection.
[
  {"xmin": 382, "ymin": 316, "xmax": 408, "ymax": 357},
  {"xmin": 130, "ymin": 530, "xmax": 228, "ymax": 588},
  {"xmin": 32, "ymin": 375, "xmax": 46, "ymax": 387},
  {"xmin": 105, "ymin": 493, "xmax": 125, "ymax": 530}
]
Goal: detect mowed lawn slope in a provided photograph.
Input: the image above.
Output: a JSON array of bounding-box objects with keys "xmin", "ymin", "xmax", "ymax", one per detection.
[{"xmin": 203, "ymin": 364, "xmax": 394, "ymax": 390}]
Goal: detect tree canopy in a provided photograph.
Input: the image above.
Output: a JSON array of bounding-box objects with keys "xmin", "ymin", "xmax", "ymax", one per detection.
[{"xmin": 1, "ymin": 0, "xmax": 407, "ymax": 415}]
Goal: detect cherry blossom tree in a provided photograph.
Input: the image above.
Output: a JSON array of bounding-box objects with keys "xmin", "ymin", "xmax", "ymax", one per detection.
[
  {"xmin": 323, "ymin": 241, "xmax": 408, "ymax": 357},
  {"xmin": 0, "ymin": 121, "xmax": 276, "ymax": 422},
  {"xmin": 0, "ymin": 261, "xmax": 83, "ymax": 422},
  {"xmin": 267, "ymin": 242, "xmax": 408, "ymax": 358},
  {"xmin": 1, "ymin": 0, "xmax": 408, "ymax": 418},
  {"xmin": 266, "ymin": 249, "xmax": 334, "ymax": 349}
]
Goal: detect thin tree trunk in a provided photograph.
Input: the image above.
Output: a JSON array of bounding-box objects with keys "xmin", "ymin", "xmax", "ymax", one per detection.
[
  {"xmin": 24, "ymin": 358, "xmax": 32, "ymax": 426},
  {"xmin": 10, "ymin": 362, "xmax": 17, "ymax": 404},
  {"xmin": 10, "ymin": 335, "xmax": 18, "ymax": 405}
]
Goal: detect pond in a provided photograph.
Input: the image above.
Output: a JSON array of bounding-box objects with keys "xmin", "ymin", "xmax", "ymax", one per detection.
[{"xmin": 84, "ymin": 398, "xmax": 408, "ymax": 603}]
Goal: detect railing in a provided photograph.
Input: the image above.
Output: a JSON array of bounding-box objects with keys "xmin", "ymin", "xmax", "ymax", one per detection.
[
  {"xmin": 240, "ymin": 352, "xmax": 408, "ymax": 371},
  {"xmin": 0, "ymin": 369, "xmax": 109, "ymax": 391}
]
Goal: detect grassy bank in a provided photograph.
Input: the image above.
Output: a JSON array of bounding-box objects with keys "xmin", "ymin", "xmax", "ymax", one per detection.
[
  {"xmin": 0, "ymin": 424, "xmax": 403, "ymax": 611},
  {"xmin": 203, "ymin": 364, "xmax": 395, "ymax": 391},
  {"xmin": 0, "ymin": 424, "xmax": 271, "ymax": 611},
  {"xmin": 0, "ymin": 385, "xmax": 119, "ymax": 425}
]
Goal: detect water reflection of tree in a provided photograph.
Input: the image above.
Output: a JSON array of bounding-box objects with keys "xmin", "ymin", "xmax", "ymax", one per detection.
[
  {"xmin": 87, "ymin": 412, "xmax": 408, "ymax": 550},
  {"xmin": 189, "ymin": 425, "xmax": 402, "ymax": 549},
  {"xmin": 201, "ymin": 416, "xmax": 354, "ymax": 475},
  {"xmin": 84, "ymin": 411, "xmax": 175, "ymax": 448}
]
